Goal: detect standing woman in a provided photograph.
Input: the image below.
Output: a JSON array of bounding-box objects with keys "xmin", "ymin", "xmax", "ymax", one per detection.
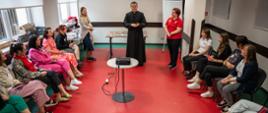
[
  {"xmin": 164, "ymin": 8, "xmax": 183, "ymax": 70},
  {"xmin": 80, "ymin": 7, "xmax": 96, "ymax": 61}
]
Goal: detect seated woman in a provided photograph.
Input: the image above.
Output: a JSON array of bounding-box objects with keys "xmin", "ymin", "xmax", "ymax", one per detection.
[
  {"xmin": 10, "ymin": 43, "xmax": 72, "ymax": 104},
  {"xmin": 217, "ymin": 44, "xmax": 259, "ymax": 112},
  {"xmin": 55, "ymin": 25, "xmax": 80, "ymax": 61},
  {"xmin": 195, "ymin": 36, "xmax": 248, "ymax": 99},
  {"xmin": 187, "ymin": 32, "xmax": 232, "ymax": 90},
  {"xmin": 226, "ymin": 99, "xmax": 268, "ymax": 113},
  {"xmin": 0, "ymin": 51, "xmax": 50, "ymax": 113},
  {"xmin": 0, "ymin": 85, "xmax": 30, "ymax": 113},
  {"xmin": 182, "ymin": 28, "xmax": 212, "ymax": 75},
  {"xmin": 42, "ymin": 27, "xmax": 83, "ymax": 77},
  {"xmin": 27, "ymin": 35, "xmax": 82, "ymax": 90}
]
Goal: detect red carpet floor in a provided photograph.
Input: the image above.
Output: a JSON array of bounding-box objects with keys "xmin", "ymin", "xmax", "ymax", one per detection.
[{"xmin": 53, "ymin": 48, "xmax": 220, "ymax": 113}]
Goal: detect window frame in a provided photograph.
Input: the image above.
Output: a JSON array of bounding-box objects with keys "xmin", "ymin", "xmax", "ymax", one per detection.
[
  {"xmin": 57, "ymin": 0, "xmax": 79, "ymax": 24},
  {"xmin": 0, "ymin": 6, "xmax": 45, "ymax": 42}
]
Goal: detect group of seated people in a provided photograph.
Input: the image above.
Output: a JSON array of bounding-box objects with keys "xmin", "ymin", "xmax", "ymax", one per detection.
[
  {"xmin": 183, "ymin": 27, "xmax": 267, "ymax": 113},
  {"xmin": 0, "ymin": 25, "xmax": 87, "ymax": 113}
]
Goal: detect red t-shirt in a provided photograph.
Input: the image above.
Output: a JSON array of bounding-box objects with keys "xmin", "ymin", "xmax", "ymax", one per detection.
[{"xmin": 165, "ymin": 17, "xmax": 183, "ymax": 39}]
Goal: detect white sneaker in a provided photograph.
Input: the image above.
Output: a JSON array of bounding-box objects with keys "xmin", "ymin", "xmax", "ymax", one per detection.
[
  {"xmin": 200, "ymin": 91, "xmax": 214, "ymax": 98},
  {"xmin": 66, "ymin": 85, "xmax": 79, "ymax": 91},
  {"xmin": 187, "ymin": 77, "xmax": 196, "ymax": 83},
  {"xmin": 71, "ymin": 79, "xmax": 82, "ymax": 85},
  {"xmin": 187, "ymin": 82, "xmax": 200, "ymax": 90}
]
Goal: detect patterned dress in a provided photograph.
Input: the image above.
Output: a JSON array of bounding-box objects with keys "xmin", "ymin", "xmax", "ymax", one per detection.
[{"xmin": 43, "ymin": 37, "xmax": 78, "ymax": 67}]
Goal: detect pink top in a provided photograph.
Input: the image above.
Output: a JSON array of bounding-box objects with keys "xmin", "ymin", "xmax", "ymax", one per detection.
[{"xmin": 42, "ymin": 37, "xmax": 60, "ymax": 54}]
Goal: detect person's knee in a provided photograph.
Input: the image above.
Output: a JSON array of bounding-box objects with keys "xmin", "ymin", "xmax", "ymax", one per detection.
[
  {"xmin": 222, "ymin": 86, "xmax": 232, "ymax": 94},
  {"xmin": 217, "ymin": 80, "xmax": 223, "ymax": 88},
  {"xmin": 237, "ymin": 99, "xmax": 248, "ymax": 104}
]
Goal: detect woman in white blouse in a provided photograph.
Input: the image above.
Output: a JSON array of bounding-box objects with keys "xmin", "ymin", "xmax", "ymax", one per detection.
[
  {"xmin": 80, "ymin": 7, "xmax": 96, "ymax": 61},
  {"xmin": 182, "ymin": 28, "xmax": 212, "ymax": 75}
]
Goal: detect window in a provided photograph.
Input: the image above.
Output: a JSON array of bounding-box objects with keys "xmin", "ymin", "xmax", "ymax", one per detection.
[
  {"xmin": 0, "ymin": 9, "xmax": 18, "ymax": 41},
  {"xmin": 0, "ymin": 12, "xmax": 7, "ymax": 40},
  {"xmin": 30, "ymin": 7, "xmax": 45, "ymax": 26},
  {"xmin": 0, "ymin": 6, "xmax": 45, "ymax": 41},
  {"xmin": 58, "ymin": 0, "xmax": 78, "ymax": 24},
  {"xmin": 16, "ymin": 8, "xmax": 30, "ymax": 26}
]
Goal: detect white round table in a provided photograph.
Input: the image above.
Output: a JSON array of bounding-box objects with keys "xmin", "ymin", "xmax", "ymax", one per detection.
[{"xmin": 106, "ymin": 58, "xmax": 139, "ymax": 103}]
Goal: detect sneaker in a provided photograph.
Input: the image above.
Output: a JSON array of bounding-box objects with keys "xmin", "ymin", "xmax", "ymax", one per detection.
[
  {"xmin": 200, "ymin": 91, "xmax": 214, "ymax": 98},
  {"xmin": 71, "ymin": 79, "xmax": 82, "ymax": 85},
  {"xmin": 221, "ymin": 105, "xmax": 230, "ymax": 112},
  {"xmin": 187, "ymin": 76, "xmax": 197, "ymax": 82},
  {"xmin": 187, "ymin": 82, "xmax": 201, "ymax": 90},
  {"xmin": 57, "ymin": 97, "xmax": 70, "ymax": 103},
  {"xmin": 45, "ymin": 100, "xmax": 58, "ymax": 107},
  {"xmin": 217, "ymin": 100, "xmax": 227, "ymax": 108},
  {"xmin": 66, "ymin": 85, "xmax": 79, "ymax": 91},
  {"xmin": 169, "ymin": 65, "xmax": 177, "ymax": 70}
]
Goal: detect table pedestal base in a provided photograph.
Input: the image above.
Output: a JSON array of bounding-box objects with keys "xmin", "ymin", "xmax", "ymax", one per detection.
[{"xmin": 112, "ymin": 92, "xmax": 134, "ymax": 103}]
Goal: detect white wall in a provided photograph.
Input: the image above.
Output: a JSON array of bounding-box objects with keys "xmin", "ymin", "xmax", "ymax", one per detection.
[
  {"xmin": 43, "ymin": 0, "xmax": 60, "ymax": 29},
  {"xmin": 80, "ymin": 0, "xmax": 162, "ymax": 22},
  {"xmin": 206, "ymin": 0, "xmax": 268, "ymax": 48},
  {"xmin": 79, "ymin": 0, "xmax": 165, "ymax": 43},
  {"xmin": 0, "ymin": 0, "xmax": 43, "ymax": 9},
  {"xmin": 181, "ymin": 0, "xmax": 207, "ymax": 57},
  {"xmin": 206, "ymin": 0, "xmax": 268, "ymax": 90}
]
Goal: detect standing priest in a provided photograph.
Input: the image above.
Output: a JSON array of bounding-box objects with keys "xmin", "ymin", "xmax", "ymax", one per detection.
[{"xmin": 123, "ymin": 1, "xmax": 147, "ymax": 66}]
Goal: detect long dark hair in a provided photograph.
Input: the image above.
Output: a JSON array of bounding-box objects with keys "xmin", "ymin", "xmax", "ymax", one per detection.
[
  {"xmin": 201, "ymin": 28, "xmax": 211, "ymax": 40},
  {"xmin": 43, "ymin": 27, "xmax": 52, "ymax": 39},
  {"xmin": 9, "ymin": 43, "xmax": 24, "ymax": 57},
  {"xmin": 217, "ymin": 32, "xmax": 230, "ymax": 53},
  {"xmin": 245, "ymin": 44, "xmax": 257, "ymax": 63},
  {"xmin": 28, "ymin": 35, "xmax": 41, "ymax": 49}
]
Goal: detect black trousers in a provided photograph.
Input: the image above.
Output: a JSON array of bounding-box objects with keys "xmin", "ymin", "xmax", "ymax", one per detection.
[
  {"xmin": 38, "ymin": 71, "xmax": 61, "ymax": 93},
  {"xmin": 167, "ymin": 39, "xmax": 181, "ymax": 66},
  {"xmin": 202, "ymin": 65, "xmax": 230, "ymax": 86},
  {"xmin": 196, "ymin": 56, "xmax": 223, "ymax": 78},
  {"xmin": 182, "ymin": 52, "xmax": 204, "ymax": 71}
]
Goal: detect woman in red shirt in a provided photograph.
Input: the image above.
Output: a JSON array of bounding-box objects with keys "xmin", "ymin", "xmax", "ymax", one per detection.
[{"xmin": 164, "ymin": 8, "xmax": 183, "ymax": 70}]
